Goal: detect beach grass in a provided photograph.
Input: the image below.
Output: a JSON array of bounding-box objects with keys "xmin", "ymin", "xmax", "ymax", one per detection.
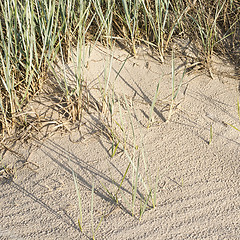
[
  {"xmin": 0, "ymin": 0, "xmax": 239, "ymax": 135},
  {"xmin": 0, "ymin": 0, "xmax": 239, "ymax": 236}
]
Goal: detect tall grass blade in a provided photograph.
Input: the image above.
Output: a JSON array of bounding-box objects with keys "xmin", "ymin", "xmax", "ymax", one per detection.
[
  {"xmin": 139, "ymin": 189, "xmax": 152, "ymax": 221},
  {"xmin": 72, "ymin": 171, "xmax": 83, "ymax": 232},
  {"xmin": 147, "ymin": 77, "xmax": 162, "ymax": 128},
  {"xmin": 115, "ymin": 162, "xmax": 131, "ymax": 203},
  {"xmin": 125, "ymin": 149, "xmax": 149, "ymax": 198},
  {"xmin": 132, "ymin": 153, "xmax": 140, "ymax": 216},
  {"xmin": 167, "ymin": 50, "xmax": 185, "ymax": 122}
]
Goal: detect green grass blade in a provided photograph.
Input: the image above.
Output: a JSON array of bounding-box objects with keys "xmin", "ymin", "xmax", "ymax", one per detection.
[
  {"xmin": 147, "ymin": 77, "xmax": 162, "ymax": 128},
  {"xmin": 111, "ymin": 141, "xmax": 120, "ymax": 158},
  {"xmin": 140, "ymin": 189, "xmax": 152, "ymax": 221},
  {"xmin": 132, "ymin": 153, "xmax": 140, "ymax": 216},
  {"xmin": 72, "ymin": 171, "xmax": 83, "ymax": 232},
  {"xmin": 124, "ymin": 149, "xmax": 149, "ymax": 198},
  {"xmin": 227, "ymin": 123, "xmax": 240, "ymax": 132},
  {"xmin": 115, "ymin": 162, "xmax": 131, "ymax": 203}
]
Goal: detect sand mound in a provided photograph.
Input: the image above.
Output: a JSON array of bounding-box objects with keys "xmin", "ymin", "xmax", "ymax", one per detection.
[{"xmin": 1, "ymin": 44, "xmax": 239, "ymax": 239}]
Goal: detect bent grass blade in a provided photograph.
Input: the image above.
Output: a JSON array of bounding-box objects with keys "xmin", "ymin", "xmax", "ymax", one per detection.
[{"xmin": 115, "ymin": 162, "xmax": 131, "ymax": 204}]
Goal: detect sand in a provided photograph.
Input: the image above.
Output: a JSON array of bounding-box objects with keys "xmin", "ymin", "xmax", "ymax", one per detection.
[{"xmin": 1, "ymin": 42, "xmax": 240, "ymax": 240}]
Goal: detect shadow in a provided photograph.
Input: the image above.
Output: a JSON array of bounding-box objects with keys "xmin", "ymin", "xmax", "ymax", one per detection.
[
  {"xmin": 113, "ymin": 67, "xmax": 166, "ymax": 123},
  {"xmin": 218, "ymin": 21, "xmax": 240, "ymax": 90},
  {"xmin": 190, "ymin": 89, "xmax": 239, "ymax": 121},
  {"xmin": 171, "ymin": 90, "xmax": 240, "ymax": 147},
  {"xmin": 135, "ymin": 81, "xmax": 166, "ymax": 122},
  {"xmin": 36, "ymin": 139, "xmax": 112, "ymax": 202},
  {"xmin": 173, "ymin": 115, "xmax": 240, "ymax": 147},
  {"xmin": 33, "ymin": 133, "xmax": 137, "ymax": 209},
  {"xmin": 107, "ymin": 159, "xmax": 146, "ymax": 203},
  {"xmin": 2, "ymin": 180, "xmax": 86, "ymax": 236}
]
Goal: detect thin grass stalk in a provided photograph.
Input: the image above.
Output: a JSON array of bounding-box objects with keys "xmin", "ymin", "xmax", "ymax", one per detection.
[
  {"xmin": 99, "ymin": 180, "xmax": 116, "ymax": 201},
  {"xmin": 75, "ymin": 0, "xmax": 92, "ymax": 96},
  {"xmin": 115, "ymin": 162, "xmax": 131, "ymax": 203},
  {"xmin": 147, "ymin": 77, "xmax": 162, "ymax": 128},
  {"xmin": 93, "ymin": 0, "xmax": 114, "ymax": 46},
  {"xmin": 142, "ymin": 0, "xmax": 170, "ymax": 62},
  {"xmin": 20, "ymin": 0, "xmax": 35, "ymax": 105},
  {"xmin": 123, "ymin": 94, "xmax": 135, "ymax": 145},
  {"xmin": 36, "ymin": 0, "xmax": 58, "ymax": 70},
  {"xmin": 132, "ymin": 153, "xmax": 140, "ymax": 216},
  {"xmin": 0, "ymin": 91, "xmax": 9, "ymax": 134},
  {"xmin": 141, "ymin": 146, "xmax": 158, "ymax": 208},
  {"xmin": 156, "ymin": 0, "xmax": 170, "ymax": 61},
  {"xmin": 167, "ymin": 50, "xmax": 185, "ymax": 122},
  {"xmin": 164, "ymin": 2, "xmax": 194, "ymax": 53},
  {"xmin": 59, "ymin": 35, "xmax": 69, "ymax": 98},
  {"xmin": 139, "ymin": 189, "xmax": 152, "ymax": 220},
  {"xmin": 119, "ymin": 185, "xmax": 132, "ymax": 212},
  {"xmin": 90, "ymin": 181, "xmax": 104, "ymax": 240},
  {"xmin": 121, "ymin": 0, "xmax": 140, "ymax": 55},
  {"xmin": 124, "ymin": 149, "xmax": 150, "ymax": 199},
  {"xmin": 73, "ymin": 171, "xmax": 83, "ymax": 232},
  {"xmin": 189, "ymin": 0, "xmax": 227, "ymax": 63},
  {"xmin": 117, "ymin": 95, "xmax": 127, "ymax": 149},
  {"xmin": 227, "ymin": 122, "xmax": 240, "ymax": 132},
  {"xmin": 167, "ymin": 49, "xmax": 176, "ymax": 122},
  {"xmin": 226, "ymin": 99, "xmax": 240, "ymax": 132},
  {"xmin": 0, "ymin": 1, "xmax": 16, "ymax": 116},
  {"xmin": 100, "ymin": 51, "xmax": 114, "ymax": 114}
]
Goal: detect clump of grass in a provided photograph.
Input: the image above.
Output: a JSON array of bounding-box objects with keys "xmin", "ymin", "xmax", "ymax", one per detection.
[
  {"xmin": 141, "ymin": 0, "xmax": 194, "ymax": 62},
  {"xmin": 120, "ymin": 0, "xmax": 141, "ymax": 55},
  {"xmin": 1, "ymin": 1, "xmax": 239, "ymax": 235},
  {"xmin": 73, "ymin": 172, "xmax": 105, "ymax": 239},
  {"xmin": 121, "ymin": 147, "xmax": 160, "ymax": 220},
  {"xmin": 188, "ymin": 0, "xmax": 231, "ymax": 66},
  {"xmin": 97, "ymin": 94, "xmax": 160, "ymax": 220},
  {"xmin": 1, "ymin": 0, "xmax": 239, "ymax": 136}
]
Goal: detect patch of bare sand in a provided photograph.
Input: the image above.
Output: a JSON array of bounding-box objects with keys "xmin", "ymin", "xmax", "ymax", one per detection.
[{"xmin": 1, "ymin": 44, "xmax": 240, "ymax": 239}]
